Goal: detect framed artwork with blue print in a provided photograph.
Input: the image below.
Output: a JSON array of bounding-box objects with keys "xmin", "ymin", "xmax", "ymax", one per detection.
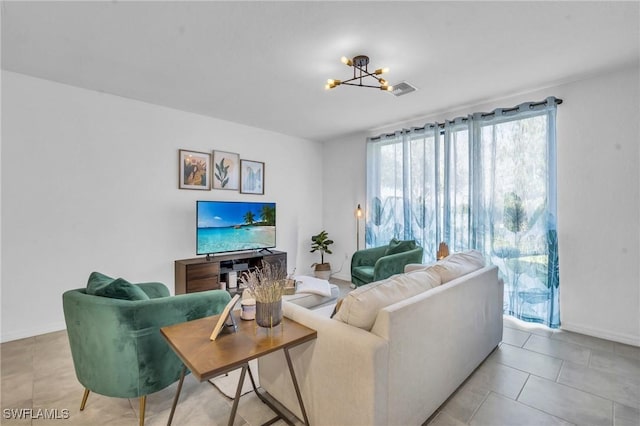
[{"xmin": 240, "ymin": 159, "xmax": 264, "ymax": 195}]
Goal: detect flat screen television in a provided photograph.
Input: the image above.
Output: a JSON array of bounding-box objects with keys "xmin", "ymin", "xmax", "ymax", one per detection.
[{"xmin": 196, "ymin": 200, "xmax": 276, "ymax": 256}]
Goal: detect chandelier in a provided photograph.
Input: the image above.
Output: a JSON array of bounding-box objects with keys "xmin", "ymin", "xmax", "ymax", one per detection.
[{"xmin": 325, "ymin": 55, "xmax": 392, "ymax": 91}]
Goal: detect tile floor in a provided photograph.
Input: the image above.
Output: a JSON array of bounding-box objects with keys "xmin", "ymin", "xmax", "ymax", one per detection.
[
  {"xmin": 426, "ymin": 318, "xmax": 640, "ymax": 426},
  {"xmin": 2, "ymin": 285, "xmax": 639, "ymax": 425}
]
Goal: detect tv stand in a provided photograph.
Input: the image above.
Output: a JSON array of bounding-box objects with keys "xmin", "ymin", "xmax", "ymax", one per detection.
[
  {"xmin": 258, "ymin": 248, "xmax": 274, "ymax": 254},
  {"xmin": 175, "ymin": 250, "xmax": 287, "ymax": 294}
]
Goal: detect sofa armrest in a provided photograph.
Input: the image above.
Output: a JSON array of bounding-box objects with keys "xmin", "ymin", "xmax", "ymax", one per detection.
[
  {"xmin": 373, "ymin": 247, "xmax": 424, "ymax": 281},
  {"xmin": 371, "ymin": 266, "xmax": 503, "ymax": 424},
  {"xmin": 259, "ymin": 302, "xmax": 390, "ymax": 425},
  {"xmin": 132, "ymin": 289, "xmax": 232, "ymax": 328},
  {"xmin": 351, "ymin": 245, "xmax": 388, "ymax": 268}
]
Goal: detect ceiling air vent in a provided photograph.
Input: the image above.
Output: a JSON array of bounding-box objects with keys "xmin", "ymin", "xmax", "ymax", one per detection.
[{"xmin": 390, "ymin": 81, "xmax": 418, "ymax": 97}]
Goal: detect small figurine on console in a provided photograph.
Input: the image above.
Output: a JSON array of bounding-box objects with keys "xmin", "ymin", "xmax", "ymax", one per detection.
[{"xmin": 437, "ymin": 242, "xmax": 450, "ymax": 260}]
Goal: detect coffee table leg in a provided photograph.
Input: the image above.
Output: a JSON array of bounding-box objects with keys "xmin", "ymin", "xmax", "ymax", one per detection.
[
  {"xmin": 167, "ymin": 365, "xmax": 187, "ymax": 426},
  {"xmin": 228, "ymin": 364, "xmax": 248, "ymax": 426},
  {"xmin": 284, "ymin": 347, "xmax": 310, "ymax": 426}
]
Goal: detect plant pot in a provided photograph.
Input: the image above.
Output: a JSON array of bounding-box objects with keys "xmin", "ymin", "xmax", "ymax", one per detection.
[
  {"xmin": 255, "ymin": 299, "xmax": 283, "ymax": 328},
  {"xmin": 314, "ymin": 263, "xmax": 331, "ymax": 280}
]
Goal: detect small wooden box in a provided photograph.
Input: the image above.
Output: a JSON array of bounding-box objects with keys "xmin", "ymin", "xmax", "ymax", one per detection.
[{"xmin": 283, "ymin": 279, "xmax": 297, "ymax": 295}]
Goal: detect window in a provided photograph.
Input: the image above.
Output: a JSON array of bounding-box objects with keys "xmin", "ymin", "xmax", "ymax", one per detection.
[{"xmin": 366, "ymin": 97, "xmax": 560, "ymax": 327}]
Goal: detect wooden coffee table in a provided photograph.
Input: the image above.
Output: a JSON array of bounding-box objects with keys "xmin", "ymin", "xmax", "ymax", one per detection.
[{"xmin": 160, "ymin": 312, "xmax": 317, "ymax": 426}]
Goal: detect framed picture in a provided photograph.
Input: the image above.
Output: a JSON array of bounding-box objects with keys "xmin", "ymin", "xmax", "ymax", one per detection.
[
  {"xmin": 179, "ymin": 149, "xmax": 211, "ymax": 190},
  {"xmin": 240, "ymin": 159, "xmax": 265, "ymax": 195},
  {"xmin": 209, "ymin": 294, "xmax": 240, "ymax": 340},
  {"xmin": 212, "ymin": 150, "xmax": 240, "ymax": 190}
]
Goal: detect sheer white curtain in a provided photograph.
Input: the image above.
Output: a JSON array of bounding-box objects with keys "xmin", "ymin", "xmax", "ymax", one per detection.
[
  {"xmin": 366, "ymin": 126, "xmax": 441, "ymax": 260},
  {"xmin": 366, "ymin": 97, "xmax": 560, "ymax": 327},
  {"xmin": 472, "ymin": 100, "xmax": 559, "ymax": 327}
]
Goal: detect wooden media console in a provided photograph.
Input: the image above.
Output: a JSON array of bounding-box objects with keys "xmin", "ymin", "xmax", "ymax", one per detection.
[{"xmin": 174, "ymin": 250, "xmax": 287, "ymax": 294}]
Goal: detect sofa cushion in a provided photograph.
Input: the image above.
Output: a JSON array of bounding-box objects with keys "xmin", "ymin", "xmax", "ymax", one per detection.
[
  {"xmin": 334, "ymin": 268, "xmax": 441, "ymax": 330},
  {"xmin": 86, "ymin": 271, "xmax": 114, "ymax": 295},
  {"xmin": 431, "ymin": 250, "xmax": 485, "ymax": 283},
  {"xmin": 86, "ymin": 272, "xmax": 150, "ymax": 301},
  {"xmin": 385, "ymin": 238, "xmax": 417, "ymax": 256},
  {"xmin": 136, "ymin": 282, "xmax": 170, "ymax": 299}
]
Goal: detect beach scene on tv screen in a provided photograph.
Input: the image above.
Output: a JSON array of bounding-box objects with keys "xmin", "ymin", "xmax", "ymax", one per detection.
[{"xmin": 197, "ymin": 202, "xmax": 276, "ymax": 254}]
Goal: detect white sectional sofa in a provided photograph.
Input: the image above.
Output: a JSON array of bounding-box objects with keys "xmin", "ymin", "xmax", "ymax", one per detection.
[{"xmin": 258, "ymin": 251, "xmax": 503, "ymax": 425}]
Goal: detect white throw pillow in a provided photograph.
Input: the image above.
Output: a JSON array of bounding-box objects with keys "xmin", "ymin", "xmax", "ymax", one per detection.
[
  {"xmin": 335, "ymin": 268, "xmax": 441, "ymax": 331},
  {"xmin": 430, "ymin": 250, "xmax": 485, "ymax": 283}
]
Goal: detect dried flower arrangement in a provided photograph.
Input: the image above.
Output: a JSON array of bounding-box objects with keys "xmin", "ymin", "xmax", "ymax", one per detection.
[{"xmin": 240, "ymin": 261, "xmax": 288, "ymax": 303}]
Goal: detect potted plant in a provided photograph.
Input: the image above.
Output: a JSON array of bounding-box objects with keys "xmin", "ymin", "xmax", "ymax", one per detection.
[{"xmin": 310, "ymin": 230, "xmax": 334, "ymax": 279}]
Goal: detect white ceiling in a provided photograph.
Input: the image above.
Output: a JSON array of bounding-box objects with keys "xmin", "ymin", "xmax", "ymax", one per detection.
[{"xmin": 2, "ymin": 1, "xmax": 639, "ymax": 142}]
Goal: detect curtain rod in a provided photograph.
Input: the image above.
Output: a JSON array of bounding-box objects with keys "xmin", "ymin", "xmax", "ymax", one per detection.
[{"xmin": 370, "ymin": 97, "xmax": 563, "ymax": 141}]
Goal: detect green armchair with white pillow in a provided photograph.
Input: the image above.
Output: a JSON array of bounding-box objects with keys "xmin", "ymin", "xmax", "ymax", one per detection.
[{"xmin": 351, "ymin": 238, "xmax": 424, "ymax": 287}]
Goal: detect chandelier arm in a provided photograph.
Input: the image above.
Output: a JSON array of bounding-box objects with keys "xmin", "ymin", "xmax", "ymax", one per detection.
[
  {"xmin": 340, "ymin": 82, "xmax": 384, "ymax": 89},
  {"xmin": 340, "ymin": 76, "xmax": 369, "ymax": 84},
  {"xmin": 341, "ymin": 72, "xmax": 386, "ymax": 86},
  {"xmin": 352, "ymin": 65, "xmax": 380, "ymax": 80}
]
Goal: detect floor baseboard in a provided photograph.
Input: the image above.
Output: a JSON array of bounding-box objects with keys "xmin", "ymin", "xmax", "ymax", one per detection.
[{"xmin": 561, "ymin": 321, "xmax": 640, "ymax": 346}]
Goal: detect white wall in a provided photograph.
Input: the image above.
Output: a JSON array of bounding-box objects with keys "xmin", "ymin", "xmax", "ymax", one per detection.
[
  {"xmin": 555, "ymin": 65, "xmax": 639, "ymax": 346},
  {"xmin": 322, "ymin": 133, "xmax": 366, "ymax": 281},
  {"xmin": 1, "ymin": 71, "xmax": 323, "ymax": 342},
  {"xmin": 4, "ymin": 66, "xmax": 638, "ymax": 346},
  {"xmin": 323, "ymin": 64, "xmax": 640, "ymax": 346}
]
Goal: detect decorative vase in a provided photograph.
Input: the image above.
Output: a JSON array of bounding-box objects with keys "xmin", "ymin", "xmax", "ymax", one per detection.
[
  {"xmin": 314, "ymin": 263, "xmax": 331, "ymax": 280},
  {"xmin": 255, "ymin": 299, "xmax": 283, "ymax": 328}
]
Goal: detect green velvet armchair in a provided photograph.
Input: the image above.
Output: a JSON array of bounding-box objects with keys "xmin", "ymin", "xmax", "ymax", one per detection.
[
  {"xmin": 63, "ymin": 276, "xmax": 231, "ymax": 426},
  {"xmin": 351, "ymin": 239, "xmax": 424, "ymax": 287}
]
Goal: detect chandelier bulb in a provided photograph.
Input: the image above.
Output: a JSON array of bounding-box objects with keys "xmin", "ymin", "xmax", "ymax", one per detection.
[
  {"xmin": 325, "ymin": 80, "xmax": 341, "ymax": 90},
  {"xmin": 375, "ymin": 67, "xmax": 390, "ymax": 75},
  {"xmin": 340, "ymin": 56, "xmax": 353, "ymax": 66}
]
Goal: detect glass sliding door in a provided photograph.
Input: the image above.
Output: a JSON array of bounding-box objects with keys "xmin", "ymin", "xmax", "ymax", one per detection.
[{"xmin": 475, "ymin": 108, "xmax": 559, "ymax": 327}]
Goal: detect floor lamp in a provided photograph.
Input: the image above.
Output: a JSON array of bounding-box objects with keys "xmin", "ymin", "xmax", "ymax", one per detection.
[{"xmin": 356, "ymin": 204, "xmax": 363, "ymax": 250}]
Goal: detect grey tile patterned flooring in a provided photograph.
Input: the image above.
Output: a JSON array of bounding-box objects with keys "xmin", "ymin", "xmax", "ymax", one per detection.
[
  {"xmin": 2, "ymin": 301, "xmax": 639, "ymax": 425},
  {"xmin": 0, "ymin": 329, "xmax": 300, "ymax": 426},
  {"xmin": 427, "ymin": 317, "xmax": 640, "ymax": 426}
]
